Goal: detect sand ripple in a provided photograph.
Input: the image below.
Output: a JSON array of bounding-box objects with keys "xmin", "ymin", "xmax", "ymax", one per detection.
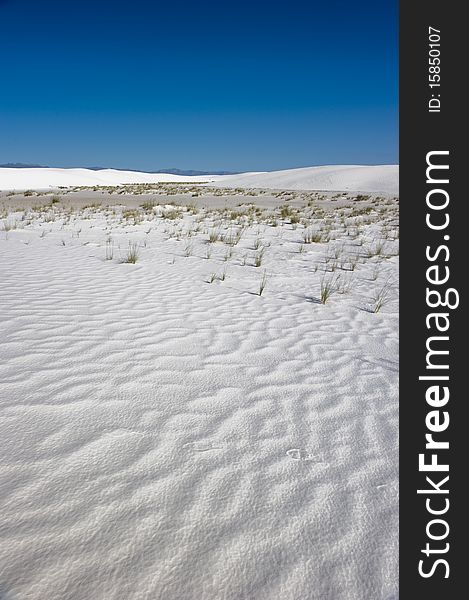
[{"xmin": 0, "ymin": 216, "xmax": 398, "ymax": 599}]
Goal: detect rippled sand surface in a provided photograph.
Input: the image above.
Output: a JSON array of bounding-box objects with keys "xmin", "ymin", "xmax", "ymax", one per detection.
[{"xmin": 0, "ymin": 200, "xmax": 398, "ymax": 599}]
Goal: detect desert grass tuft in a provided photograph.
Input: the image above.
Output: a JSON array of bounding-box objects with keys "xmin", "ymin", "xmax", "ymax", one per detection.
[
  {"xmin": 105, "ymin": 239, "xmax": 114, "ymax": 260},
  {"xmin": 336, "ymin": 273, "xmax": 354, "ymax": 294},
  {"xmin": 140, "ymin": 201, "xmax": 156, "ymax": 211},
  {"xmin": 124, "ymin": 242, "xmax": 140, "ymax": 263},
  {"xmin": 372, "ymin": 282, "xmax": 392, "ymax": 313},
  {"xmin": 303, "ymin": 229, "xmax": 327, "ymax": 244},
  {"xmin": 253, "ymin": 248, "xmax": 265, "ymax": 267},
  {"xmin": 320, "ymin": 274, "xmax": 339, "ymax": 304},
  {"xmin": 258, "ymin": 270, "xmax": 268, "ymax": 296},
  {"xmin": 2, "ymin": 219, "xmax": 15, "ymax": 232},
  {"xmin": 208, "ymin": 229, "xmax": 220, "ymax": 243},
  {"xmin": 183, "ymin": 241, "xmax": 193, "ymax": 257}
]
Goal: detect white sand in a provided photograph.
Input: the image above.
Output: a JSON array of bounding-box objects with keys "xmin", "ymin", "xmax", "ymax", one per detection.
[
  {"xmin": 0, "ymin": 167, "xmax": 219, "ymax": 190},
  {"xmin": 215, "ymin": 165, "xmax": 399, "ymax": 194},
  {"xmin": 0, "ymin": 165, "xmax": 399, "ymax": 194},
  {"xmin": 0, "ymin": 201, "xmax": 398, "ymax": 599}
]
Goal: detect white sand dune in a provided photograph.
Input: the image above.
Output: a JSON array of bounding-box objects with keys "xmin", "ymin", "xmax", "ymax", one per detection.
[
  {"xmin": 214, "ymin": 165, "xmax": 399, "ymax": 194},
  {"xmin": 0, "ymin": 164, "xmax": 398, "ymax": 193},
  {"xmin": 0, "ymin": 202, "xmax": 398, "ymax": 599},
  {"xmin": 0, "ymin": 167, "xmax": 219, "ymax": 190}
]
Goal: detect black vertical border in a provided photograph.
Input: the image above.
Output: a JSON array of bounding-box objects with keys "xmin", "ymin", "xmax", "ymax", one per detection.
[{"xmin": 400, "ymin": 1, "xmax": 465, "ymax": 596}]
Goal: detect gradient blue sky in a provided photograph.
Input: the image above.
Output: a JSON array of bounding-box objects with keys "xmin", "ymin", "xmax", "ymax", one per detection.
[{"xmin": 0, "ymin": 0, "xmax": 398, "ymax": 171}]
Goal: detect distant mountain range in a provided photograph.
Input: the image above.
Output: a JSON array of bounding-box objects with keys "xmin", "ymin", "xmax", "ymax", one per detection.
[
  {"xmin": 1, "ymin": 163, "xmax": 47, "ymax": 169},
  {"xmin": 0, "ymin": 163, "xmax": 239, "ymax": 176}
]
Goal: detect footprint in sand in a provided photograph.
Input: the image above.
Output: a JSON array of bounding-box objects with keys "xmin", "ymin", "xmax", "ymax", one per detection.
[
  {"xmin": 286, "ymin": 448, "xmax": 324, "ymax": 463},
  {"xmin": 183, "ymin": 441, "xmax": 223, "ymax": 453}
]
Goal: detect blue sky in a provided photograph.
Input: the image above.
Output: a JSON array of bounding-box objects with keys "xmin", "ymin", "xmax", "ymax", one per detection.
[{"xmin": 0, "ymin": 0, "xmax": 398, "ymax": 171}]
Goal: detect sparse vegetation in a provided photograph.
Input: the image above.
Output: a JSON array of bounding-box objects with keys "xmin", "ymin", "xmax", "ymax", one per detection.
[
  {"xmin": 320, "ymin": 275, "xmax": 339, "ymax": 304},
  {"xmin": 1, "ymin": 191, "xmax": 398, "ymax": 321},
  {"xmin": 124, "ymin": 242, "xmax": 140, "ymax": 263},
  {"xmin": 258, "ymin": 270, "xmax": 268, "ymax": 296},
  {"xmin": 183, "ymin": 241, "xmax": 193, "ymax": 257},
  {"xmin": 105, "ymin": 240, "xmax": 114, "ymax": 260},
  {"xmin": 253, "ymin": 248, "xmax": 264, "ymax": 267},
  {"xmin": 208, "ymin": 229, "xmax": 219, "ymax": 243},
  {"xmin": 372, "ymin": 282, "xmax": 392, "ymax": 313}
]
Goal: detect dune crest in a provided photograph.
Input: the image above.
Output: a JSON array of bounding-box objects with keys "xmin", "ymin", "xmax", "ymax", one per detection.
[{"xmin": 0, "ymin": 164, "xmax": 398, "ymax": 193}]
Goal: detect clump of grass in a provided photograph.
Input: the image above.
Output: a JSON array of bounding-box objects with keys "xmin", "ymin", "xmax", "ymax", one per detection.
[
  {"xmin": 162, "ymin": 208, "xmax": 182, "ymax": 220},
  {"xmin": 2, "ymin": 219, "xmax": 14, "ymax": 232},
  {"xmin": 208, "ymin": 229, "xmax": 220, "ymax": 243},
  {"xmin": 331, "ymin": 244, "xmax": 344, "ymax": 260},
  {"xmin": 51, "ymin": 195, "xmax": 61, "ymax": 204},
  {"xmin": 258, "ymin": 270, "xmax": 268, "ymax": 296},
  {"xmin": 183, "ymin": 241, "xmax": 193, "ymax": 257},
  {"xmin": 303, "ymin": 229, "xmax": 326, "ymax": 244},
  {"xmin": 24, "ymin": 190, "xmax": 34, "ymax": 197},
  {"xmin": 186, "ymin": 203, "xmax": 198, "ymax": 214},
  {"xmin": 374, "ymin": 240, "xmax": 386, "ymax": 257},
  {"xmin": 364, "ymin": 240, "xmax": 386, "ymax": 259},
  {"xmin": 123, "ymin": 209, "xmax": 141, "ymax": 224},
  {"xmin": 324, "ymin": 257, "xmax": 338, "ymax": 272},
  {"xmin": 140, "ymin": 201, "xmax": 156, "ymax": 211},
  {"xmin": 207, "ymin": 268, "xmax": 227, "ymax": 283},
  {"xmin": 372, "ymin": 283, "xmax": 392, "ymax": 313},
  {"xmin": 105, "ymin": 239, "xmax": 114, "ymax": 260},
  {"xmin": 253, "ymin": 248, "xmax": 265, "ymax": 267},
  {"xmin": 222, "ymin": 228, "xmax": 244, "ymax": 246},
  {"xmin": 124, "ymin": 241, "xmax": 140, "ymax": 263},
  {"xmin": 336, "ymin": 273, "xmax": 354, "ymax": 294},
  {"xmin": 320, "ymin": 275, "xmax": 339, "ymax": 304}
]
